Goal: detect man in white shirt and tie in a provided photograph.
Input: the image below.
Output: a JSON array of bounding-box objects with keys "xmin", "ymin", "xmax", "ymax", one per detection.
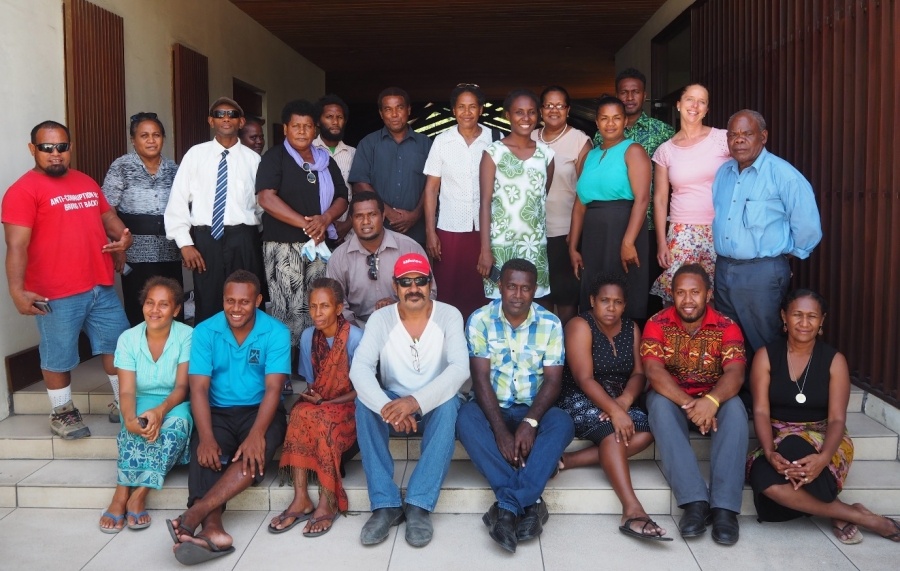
[{"xmin": 165, "ymin": 97, "xmax": 264, "ymax": 323}]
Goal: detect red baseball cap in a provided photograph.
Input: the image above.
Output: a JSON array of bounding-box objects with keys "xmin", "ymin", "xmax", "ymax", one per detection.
[{"xmin": 393, "ymin": 253, "xmax": 432, "ymax": 278}]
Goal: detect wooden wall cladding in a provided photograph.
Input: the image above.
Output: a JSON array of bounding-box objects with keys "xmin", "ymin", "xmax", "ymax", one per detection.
[
  {"xmin": 692, "ymin": 0, "xmax": 899, "ymax": 407},
  {"xmin": 172, "ymin": 43, "xmax": 209, "ymax": 163},
  {"xmin": 63, "ymin": 0, "xmax": 126, "ymax": 184}
]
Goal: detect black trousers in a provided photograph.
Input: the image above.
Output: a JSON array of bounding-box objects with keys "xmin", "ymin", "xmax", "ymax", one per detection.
[
  {"xmin": 120, "ymin": 261, "xmax": 184, "ymax": 326},
  {"xmin": 192, "ymin": 224, "xmax": 264, "ymax": 324}
]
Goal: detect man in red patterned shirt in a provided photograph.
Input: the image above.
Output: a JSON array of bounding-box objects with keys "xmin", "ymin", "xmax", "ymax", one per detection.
[{"xmin": 641, "ymin": 264, "xmax": 747, "ymax": 546}]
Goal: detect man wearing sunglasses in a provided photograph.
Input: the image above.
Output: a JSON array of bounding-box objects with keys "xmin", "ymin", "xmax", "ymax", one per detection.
[
  {"xmin": 2, "ymin": 120, "xmax": 132, "ymax": 439},
  {"xmin": 326, "ymin": 191, "xmax": 434, "ymax": 327},
  {"xmin": 350, "ymin": 253, "xmax": 468, "ymax": 548},
  {"xmin": 165, "ymin": 97, "xmax": 264, "ymax": 324},
  {"xmin": 458, "ymin": 258, "xmax": 573, "ymax": 553}
]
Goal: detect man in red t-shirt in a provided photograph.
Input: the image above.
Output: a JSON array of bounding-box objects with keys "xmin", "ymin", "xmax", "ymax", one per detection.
[
  {"xmin": 2, "ymin": 120, "xmax": 132, "ymax": 439},
  {"xmin": 640, "ymin": 264, "xmax": 748, "ymax": 546}
]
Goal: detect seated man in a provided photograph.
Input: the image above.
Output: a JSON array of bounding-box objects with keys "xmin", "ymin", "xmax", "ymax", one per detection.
[
  {"xmin": 167, "ymin": 270, "xmax": 289, "ymax": 564},
  {"xmin": 326, "ymin": 191, "xmax": 435, "ymax": 326},
  {"xmin": 350, "ymin": 253, "xmax": 468, "ymax": 547},
  {"xmin": 458, "ymin": 258, "xmax": 574, "ymax": 553},
  {"xmin": 641, "ymin": 263, "xmax": 748, "ymax": 545}
]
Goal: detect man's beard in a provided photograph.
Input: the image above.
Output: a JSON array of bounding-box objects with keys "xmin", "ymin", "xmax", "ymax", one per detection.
[
  {"xmin": 44, "ymin": 164, "xmax": 68, "ymax": 177},
  {"xmin": 318, "ymin": 124, "xmax": 344, "ymax": 142}
]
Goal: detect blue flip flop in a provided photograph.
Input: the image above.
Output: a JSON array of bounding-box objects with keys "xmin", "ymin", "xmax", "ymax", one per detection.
[
  {"xmin": 127, "ymin": 510, "xmax": 151, "ymax": 530},
  {"xmin": 99, "ymin": 512, "xmax": 125, "ymax": 534}
]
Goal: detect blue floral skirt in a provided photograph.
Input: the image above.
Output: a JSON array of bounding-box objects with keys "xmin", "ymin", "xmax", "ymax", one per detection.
[{"xmin": 117, "ymin": 415, "xmax": 191, "ymax": 489}]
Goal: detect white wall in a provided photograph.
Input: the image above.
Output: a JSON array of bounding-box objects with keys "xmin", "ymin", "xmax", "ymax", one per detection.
[
  {"xmin": 615, "ymin": 0, "xmax": 695, "ymax": 98},
  {"xmin": 0, "ymin": 0, "xmax": 324, "ymax": 420}
]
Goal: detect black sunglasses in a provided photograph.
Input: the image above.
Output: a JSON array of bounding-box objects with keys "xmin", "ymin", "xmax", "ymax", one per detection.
[
  {"xmin": 394, "ymin": 276, "xmax": 431, "ymax": 288},
  {"xmin": 130, "ymin": 112, "xmax": 158, "ymax": 123},
  {"xmin": 211, "ymin": 109, "xmax": 242, "ymax": 119},
  {"xmin": 367, "ymin": 253, "xmax": 379, "ymax": 281},
  {"xmin": 35, "ymin": 142, "xmax": 70, "ymax": 153}
]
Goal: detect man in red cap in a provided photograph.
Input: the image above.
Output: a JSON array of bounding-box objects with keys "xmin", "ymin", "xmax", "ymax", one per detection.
[{"xmin": 350, "ymin": 253, "xmax": 469, "ymax": 548}]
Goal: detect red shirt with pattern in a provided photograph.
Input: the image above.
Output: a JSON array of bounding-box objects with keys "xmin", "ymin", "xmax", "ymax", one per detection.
[{"xmin": 640, "ymin": 306, "xmax": 746, "ymax": 396}]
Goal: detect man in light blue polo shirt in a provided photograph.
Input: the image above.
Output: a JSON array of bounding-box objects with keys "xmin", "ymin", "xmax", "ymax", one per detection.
[
  {"xmin": 712, "ymin": 110, "xmax": 822, "ymax": 363},
  {"xmin": 168, "ymin": 269, "xmax": 290, "ymax": 565}
]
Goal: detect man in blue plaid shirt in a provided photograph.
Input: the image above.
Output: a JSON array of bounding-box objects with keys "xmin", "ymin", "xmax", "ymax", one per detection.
[{"xmin": 457, "ymin": 258, "xmax": 575, "ymax": 553}]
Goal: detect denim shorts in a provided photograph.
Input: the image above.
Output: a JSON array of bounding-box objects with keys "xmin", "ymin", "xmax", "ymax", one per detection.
[{"xmin": 35, "ymin": 286, "xmax": 129, "ymax": 372}]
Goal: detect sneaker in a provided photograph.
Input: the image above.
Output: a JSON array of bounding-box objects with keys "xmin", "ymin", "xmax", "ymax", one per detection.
[
  {"xmin": 50, "ymin": 400, "xmax": 91, "ymax": 439},
  {"xmin": 108, "ymin": 401, "xmax": 120, "ymax": 423}
]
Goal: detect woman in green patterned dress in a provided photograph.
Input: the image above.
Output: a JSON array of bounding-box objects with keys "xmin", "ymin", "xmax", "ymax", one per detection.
[{"xmin": 476, "ymin": 89, "xmax": 555, "ymax": 300}]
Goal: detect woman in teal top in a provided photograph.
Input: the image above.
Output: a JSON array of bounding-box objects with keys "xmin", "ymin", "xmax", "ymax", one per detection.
[
  {"xmin": 99, "ymin": 276, "xmax": 192, "ymax": 533},
  {"xmin": 570, "ymin": 96, "xmax": 651, "ymax": 318}
]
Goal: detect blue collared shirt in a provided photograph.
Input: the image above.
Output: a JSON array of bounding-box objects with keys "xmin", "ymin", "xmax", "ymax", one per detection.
[
  {"xmin": 189, "ymin": 309, "xmax": 291, "ymax": 407},
  {"xmin": 348, "ymin": 126, "xmax": 432, "ymax": 244},
  {"xmin": 712, "ymin": 148, "xmax": 822, "ymax": 259},
  {"xmin": 467, "ymin": 300, "xmax": 564, "ymax": 408}
]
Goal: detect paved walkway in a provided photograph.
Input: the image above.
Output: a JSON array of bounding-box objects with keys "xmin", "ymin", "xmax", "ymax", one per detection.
[{"xmin": 0, "ymin": 507, "xmax": 895, "ymax": 570}]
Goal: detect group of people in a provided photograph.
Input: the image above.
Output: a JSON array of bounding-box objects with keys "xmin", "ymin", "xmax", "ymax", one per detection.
[{"xmin": 4, "ymin": 65, "xmax": 900, "ymax": 565}]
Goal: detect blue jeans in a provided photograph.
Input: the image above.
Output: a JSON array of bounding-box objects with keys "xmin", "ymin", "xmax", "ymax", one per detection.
[
  {"xmin": 646, "ymin": 390, "xmax": 748, "ymax": 513},
  {"xmin": 35, "ymin": 285, "xmax": 129, "ymax": 372},
  {"xmin": 355, "ymin": 391, "xmax": 460, "ymax": 512},
  {"xmin": 457, "ymin": 401, "xmax": 574, "ymax": 515}
]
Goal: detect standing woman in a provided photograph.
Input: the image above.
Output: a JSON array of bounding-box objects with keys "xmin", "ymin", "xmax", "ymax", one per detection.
[
  {"xmin": 98, "ymin": 277, "xmax": 192, "ymax": 533},
  {"xmin": 476, "ymin": 89, "xmax": 555, "ymax": 299},
  {"xmin": 570, "ymin": 96, "xmax": 650, "ymax": 319},
  {"xmin": 102, "ymin": 112, "xmax": 182, "ymax": 326},
  {"xmin": 423, "ymin": 84, "xmax": 493, "ymax": 320},
  {"xmin": 651, "ymin": 84, "xmax": 730, "ymax": 304},
  {"xmin": 531, "ymin": 86, "xmax": 592, "ymax": 325},
  {"xmin": 257, "ymin": 99, "xmax": 349, "ymax": 347}
]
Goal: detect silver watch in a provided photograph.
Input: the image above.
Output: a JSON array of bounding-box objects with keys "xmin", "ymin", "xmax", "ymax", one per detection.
[{"xmin": 522, "ymin": 417, "xmax": 539, "ymax": 428}]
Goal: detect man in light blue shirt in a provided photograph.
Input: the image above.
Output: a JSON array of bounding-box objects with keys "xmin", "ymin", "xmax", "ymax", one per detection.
[
  {"xmin": 168, "ymin": 270, "xmax": 290, "ymax": 565},
  {"xmin": 712, "ymin": 110, "xmax": 822, "ymax": 367}
]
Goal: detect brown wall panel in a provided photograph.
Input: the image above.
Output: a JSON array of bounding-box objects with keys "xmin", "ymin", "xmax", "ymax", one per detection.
[
  {"xmin": 692, "ymin": 0, "xmax": 898, "ymax": 407},
  {"xmin": 63, "ymin": 0, "xmax": 126, "ymax": 184},
  {"xmin": 172, "ymin": 44, "xmax": 209, "ymax": 163}
]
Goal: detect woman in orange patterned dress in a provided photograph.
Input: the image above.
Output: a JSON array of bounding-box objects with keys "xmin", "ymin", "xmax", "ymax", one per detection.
[{"xmin": 269, "ymin": 278, "xmax": 363, "ymax": 537}]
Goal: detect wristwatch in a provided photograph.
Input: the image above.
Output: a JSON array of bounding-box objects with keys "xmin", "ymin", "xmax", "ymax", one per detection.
[{"xmin": 522, "ymin": 417, "xmax": 539, "ymax": 428}]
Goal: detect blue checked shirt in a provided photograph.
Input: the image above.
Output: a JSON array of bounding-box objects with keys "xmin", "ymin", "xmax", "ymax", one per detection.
[{"xmin": 467, "ymin": 300, "xmax": 565, "ymax": 408}]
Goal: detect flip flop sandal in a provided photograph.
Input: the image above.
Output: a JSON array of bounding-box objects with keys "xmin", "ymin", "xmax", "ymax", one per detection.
[
  {"xmin": 303, "ymin": 514, "xmax": 338, "ymax": 538},
  {"xmin": 619, "ymin": 516, "xmax": 674, "ymax": 542},
  {"xmin": 832, "ymin": 522, "xmax": 863, "ymax": 545},
  {"xmin": 267, "ymin": 509, "xmax": 313, "ymax": 534},
  {"xmin": 99, "ymin": 512, "xmax": 125, "ymax": 534},
  {"xmin": 126, "ymin": 510, "xmax": 151, "ymax": 530},
  {"xmin": 166, "ymin": 512, "xmax": 196, "ymax": 545},
  {"xmin": 881, "ymin": 517, "xmax": 900, "ymax": 542},
  {"xmin": 174, "ymin": 535, "xmax": 235, "ymax": 566}
]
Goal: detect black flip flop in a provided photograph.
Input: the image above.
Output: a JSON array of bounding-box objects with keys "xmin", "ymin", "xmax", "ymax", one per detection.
[
  {"xmin": 267, "ymin": 510, "xmax": 313, "ymax": 534},
  {"xmin": 166, "ymin": 513, "xmax": 195, "ymax": 545},
  {"xmin": 174, "ymin": 536, "xmax": 236, "ymax": 565},
  {"xmin": 303, "ymin": 514, "xmax": 338, "ymax": 538},
  {"xmin": 619, "ymin": 517, "xmax": 674, "ymax": 542}
]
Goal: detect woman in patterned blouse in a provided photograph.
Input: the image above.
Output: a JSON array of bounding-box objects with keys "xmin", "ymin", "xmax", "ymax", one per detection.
[{"xmin": 102, "ymin": 112, "xmax": 182, "ymax": 326}]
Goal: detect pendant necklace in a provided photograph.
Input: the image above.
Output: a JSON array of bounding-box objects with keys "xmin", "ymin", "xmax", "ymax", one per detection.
[{"xmin": 788, "ymin": 346, "xmax": 813, "ymax": 404}]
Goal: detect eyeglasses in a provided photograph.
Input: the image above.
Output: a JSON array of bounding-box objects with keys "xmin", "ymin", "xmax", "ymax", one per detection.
[
  {"xmin": 367, "ymin": 253, "xmax": 379, "ymax": 281},
  {"xmin": 301, "ymin": 162, "xmax": 317, "ymax": 184},
  {"xmin": 211, "ymin": 109, "xmax": 242, "ymax": 119},
  {"xmin": 410, "ymin": 344, "xmax": 421, "ymax": 373},
  {"xmin": 34, "ymin": 142, "xmax": 70, "ymax": 153},
  {"xmin": 456, "ymin": 83, "xmax": 480, "ymax": 88},
  {"xmin": 542, "ymin": 103, "xmax": 569, "ymax": 111},
  {"xmin": 130, "ymin": 112, "xmax": 158, "ymax": 123},
  {"xmin": 394, "ymin": 276, "xmax": 431, "ymax": 288}
]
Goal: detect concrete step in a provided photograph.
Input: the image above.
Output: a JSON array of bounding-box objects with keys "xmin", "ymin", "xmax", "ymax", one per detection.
[
  {"xmin": 2, "ymin": 457, "xmax": 899, "ymax": 517},
  {"xmin": 2, "ymin": 410, "xmax": 895, "ymax": 463}
]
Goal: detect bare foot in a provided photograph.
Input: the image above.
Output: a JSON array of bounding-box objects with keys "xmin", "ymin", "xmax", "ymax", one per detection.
[
  {"xmin": 852, "ymin": 503, "xmax": 900, "ymax": 540},
  {"xmin": 621, "ymin": 512, "xmax": 667, "ymax": 538},
  {"xmin": 831, "ymin": 519, "xmax": 861, "ymax": 543},
  {"xmin": 125, "ymin": 487, "xmax": 151, "ymax": 527},
  {"xmin": 99, "ymin": 486, "xmax": 130, "ymax": 532},
  {"xmin": 270, "ymin": 498, "xmax": 314, "ymax": 531},
  {"xmin": 303, "ymin": 506, "xmax": 337, "ymax": 535}
]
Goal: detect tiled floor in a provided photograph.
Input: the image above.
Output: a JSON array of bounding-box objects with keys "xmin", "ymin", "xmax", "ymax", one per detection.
[{"xmin": 0, "ymin": 507, "xmax": 895, "ymax": 570}]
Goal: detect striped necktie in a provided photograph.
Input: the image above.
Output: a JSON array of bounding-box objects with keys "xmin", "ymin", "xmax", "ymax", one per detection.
[{"xmin": 211, "ymin": 149, "xmax": 228, "ymax": 240}]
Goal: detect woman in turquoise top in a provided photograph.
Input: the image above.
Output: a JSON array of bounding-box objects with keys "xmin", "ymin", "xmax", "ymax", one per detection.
[
  {"xmin": 98, "ymin": 276, "xmax": 193, "ymax": 533},
  {"xmin": 570, "ymin": 96, "xmax": 651, "ymax": 318}
]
